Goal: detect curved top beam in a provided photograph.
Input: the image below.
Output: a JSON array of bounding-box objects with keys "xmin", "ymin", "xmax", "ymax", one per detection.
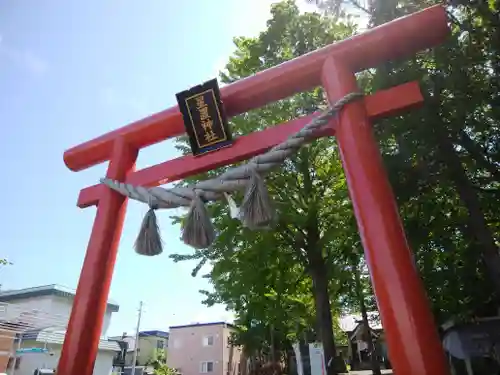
[{"xmin": 63, "ymin": 5, "xmax": 448, "ymax": 172}]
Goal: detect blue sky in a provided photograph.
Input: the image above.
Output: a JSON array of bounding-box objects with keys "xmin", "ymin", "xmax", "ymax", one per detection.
[{"xmin": 0, "ymin": 0, "xmax": 320, "ymax": 337}]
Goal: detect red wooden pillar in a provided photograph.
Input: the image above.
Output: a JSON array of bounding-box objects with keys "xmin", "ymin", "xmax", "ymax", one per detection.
[
  {"xmin": 321, "ymin": 58, "xmax": 449, "ymax": 375},
  {"xmin": 57, "ymin": 138, "xmax": 138, "ymax": 375}
]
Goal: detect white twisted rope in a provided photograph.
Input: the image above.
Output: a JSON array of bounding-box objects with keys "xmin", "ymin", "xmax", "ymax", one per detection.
[
  {"xmin": 101, "ymin": 92, "xmax": 363, "ymax": 207},
  {"xmin": 101, "ymin": 91, "xmax": 362, "ymax": 253}
]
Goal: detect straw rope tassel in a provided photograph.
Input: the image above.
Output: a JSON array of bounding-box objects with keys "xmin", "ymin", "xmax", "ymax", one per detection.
[
  {"xmin": 240, "ymin": 166, "xmax": 275, "ymax": 230},
  {"xmin": 135, "ymin": 206, "xmax": 163, "ymax": 256},
  {"xmin": 181, "ymin": 192, "xmax": 216, "ymax": 249}
]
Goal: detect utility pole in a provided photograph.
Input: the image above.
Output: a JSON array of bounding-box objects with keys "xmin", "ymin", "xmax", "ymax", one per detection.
[{"xmin": 130, "ymin": 301, "xmax": 143, "ymax": 375}]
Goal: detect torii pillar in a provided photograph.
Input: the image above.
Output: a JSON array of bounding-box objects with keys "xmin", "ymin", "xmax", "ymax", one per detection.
[{"xmin": 59, "ymin": 6, "xmax": 450, "ymax": 375}]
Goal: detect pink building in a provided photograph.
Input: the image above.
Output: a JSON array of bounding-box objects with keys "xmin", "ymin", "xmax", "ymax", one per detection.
[{"xmin": 167, "ymin": 322, "xmax": 242, "ymax": 375}]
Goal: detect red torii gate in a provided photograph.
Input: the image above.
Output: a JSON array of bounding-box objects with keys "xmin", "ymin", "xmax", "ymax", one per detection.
[{"xmin": 60, "ymin": 6, "xmax": 450, "ymax": 375}]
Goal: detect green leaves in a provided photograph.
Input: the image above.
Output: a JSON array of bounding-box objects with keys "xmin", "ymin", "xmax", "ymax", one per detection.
[
  {"xmin": 167, "ymin": 0, "xmax": 500, "ymax": 366},
  {"xmin": 363, "ymin": 0, "xmax": 500, "ymax": 321},
  {"xmin": 146, "ymin": 349, "xmax": 178, "ymax": 375},
  {"xmin": 169, "ymin": 1, "xmax": 358, "ymax": 362}
]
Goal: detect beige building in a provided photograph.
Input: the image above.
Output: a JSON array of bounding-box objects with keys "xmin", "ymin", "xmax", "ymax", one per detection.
[
  {"xmin": 109, "ymin": 330, "xmax": 168, "ymax": 367},
  {"xmin": 136, "ymin": 330, "xmax": 168, "ymax": 365},
  {"xmin": 167, "ymin": 322, "xmax": 241, "ymax": 375}
]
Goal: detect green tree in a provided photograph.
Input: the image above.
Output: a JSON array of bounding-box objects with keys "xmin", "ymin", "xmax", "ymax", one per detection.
[
  {"xmin": 171, "ymin": 2, "xmax": 357, "ymax": 373},
  {"xmin": 153, "ymin": 365, "xmax": 178, "ymax": 375},
  {"xmin": 171, "ymin": 0, "xmax": 500, "ymax": 372},
  {"xmin": 369, "ymin": 0, "xmax": 500, "ymax": 320},
  {"xmin": 146, "ymin": 349, "xmax": 167, "ymax": 369},
  {"xmin": 146, "ymin": 349, "xmax": 178, "ymax": 375},
  {"xmin": 307, "ymin": 0, "xmax": 500, "ymax": 323},
  {"xmin": 0, "ymin": 259, "xmax": 11, "ymax": 266}
]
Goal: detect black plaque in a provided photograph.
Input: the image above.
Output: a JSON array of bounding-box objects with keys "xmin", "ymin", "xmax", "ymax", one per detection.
[{"xmin": 176, "ymin": 78, "xmax": 232, "ymax": 156}]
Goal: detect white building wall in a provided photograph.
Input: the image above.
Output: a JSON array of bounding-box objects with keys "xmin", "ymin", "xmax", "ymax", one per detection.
[
  {"xmin": 49, "ymin": 296, "xmax": 112, "ymax": 336},
  {"xmin": 15, "ymin": 345, "xmax": 115, "ymax": 375},
  {"xmin": 1, "ymin": 297, "xmax": 54, "ymax": 321},
  {"xmin": 0, "ymin": 288, "xmax": 119, "ymax": 375},
  {"xmin": 3, "ymin": 295, "xmax": 112, "ymax": 337}
]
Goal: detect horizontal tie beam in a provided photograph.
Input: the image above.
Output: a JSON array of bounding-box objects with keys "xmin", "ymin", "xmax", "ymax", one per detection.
[{"xmin": 77, "ymin": 81, "xmax": 422, "ymax": 208}]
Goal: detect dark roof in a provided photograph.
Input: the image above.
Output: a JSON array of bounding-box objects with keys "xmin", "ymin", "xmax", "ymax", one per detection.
[
  {"xmin": 20, "ymin": 329, "xmax": 41, "ymax": 340},
  {"xmin": 0, "ymin": 321, "xmax": 32, "ymax": 331},
  {"xmin": 0, "ymin": 285, "xmax": 119, "ymax": 312},
  {"xmin": 139, "ymin": 330, "xmax": 169, "ymax": 338},
  {"xmin": 169, "ymin": 321, "xmax": 235, "ymax": 330},
  {"xmin": 347, "ymin": 322, "xmax": 382, "ymax": 341}
]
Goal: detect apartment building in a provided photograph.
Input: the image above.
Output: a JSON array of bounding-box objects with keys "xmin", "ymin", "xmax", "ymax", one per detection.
[
  {"xmin": 108, "ymin": 330, "xmax": 168, "ymax": 367},
  {"xmin": 166, "ymin": 322, "xmax": 241, "ymax": 375},
  {"xmin": 136, "ymin": 330, "xmax": 168, "ymax": 365}
]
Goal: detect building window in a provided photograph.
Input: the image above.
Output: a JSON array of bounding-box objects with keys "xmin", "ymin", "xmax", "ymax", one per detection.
[
  {"xmin": 202, "ymin": 335, "xmax": 214, "ymax": 346},
  {"xmin": 200, "ymin": 361, "xmax": 214, "ymax": 373},
  {"xmin": 157, "ymin": 339, "xmax": 165, "ymax": 349}
]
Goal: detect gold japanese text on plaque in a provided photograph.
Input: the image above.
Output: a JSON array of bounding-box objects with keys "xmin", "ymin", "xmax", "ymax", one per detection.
[{"xmin": 176, "ymin": 79, "xmax": 232, "ymax": 156}]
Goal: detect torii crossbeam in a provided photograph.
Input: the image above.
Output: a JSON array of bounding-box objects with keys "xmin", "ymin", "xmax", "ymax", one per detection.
[{"xmin": 60, "ymin": 6, "xmax": 450, "ymax": 375}]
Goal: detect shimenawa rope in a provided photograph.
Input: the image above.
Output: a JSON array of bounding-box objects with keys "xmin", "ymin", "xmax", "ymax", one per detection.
[{"xmin": 101, "ymin": 92, "xmax": 363, "ymax": 255}]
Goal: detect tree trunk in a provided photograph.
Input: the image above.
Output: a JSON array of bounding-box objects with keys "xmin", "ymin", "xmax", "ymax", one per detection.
[
  {"xmin": 354, "ymin": 265, "xmax": 382, "ymax": 375},
  {"xmin": 439, "ymin": 129, "xmax": 500, "ymax": 293},
  {"xmin": 299, "ymin": 149, "xmax": 341, "ymax": 375},
  {"xmin": 227, "ymin": 342, "xmax": 234, "ymax": 375},
  {"xmin": 431, "ymin": 82, "xmax": 500, "ymax": 297},
  {"xmin": 309, "ymin": 252, "xmax": 339, "ymax": 375},
  {"xmin": 241, "ymin": 353, "xmax": 249, "ymax": 375},
  {"xmin": 270, "ymin": 323, "xmax": 275, "ymax": 365}
]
